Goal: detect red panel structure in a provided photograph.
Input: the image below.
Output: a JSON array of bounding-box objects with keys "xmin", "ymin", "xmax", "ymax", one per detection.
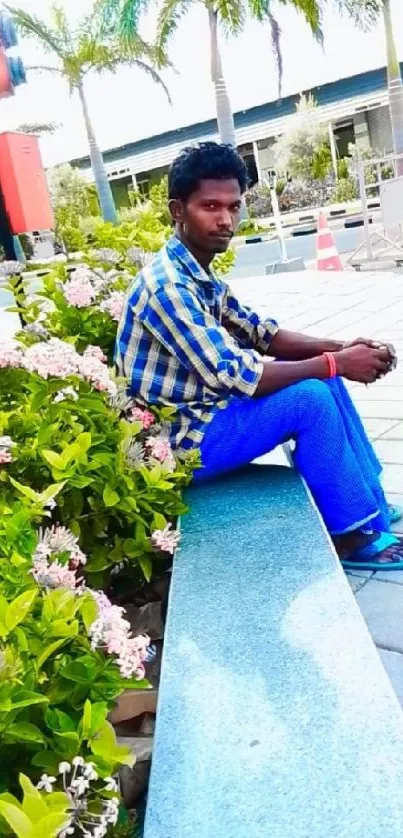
[{"xmin": 0, "ymin": 132, "xmax": 54, "ymax": 233}]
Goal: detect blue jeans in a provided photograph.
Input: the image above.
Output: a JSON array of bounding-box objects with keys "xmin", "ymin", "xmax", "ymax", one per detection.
[{"xmin": 194, "ymin": 378, "xmax": 390, "ymax": 536}]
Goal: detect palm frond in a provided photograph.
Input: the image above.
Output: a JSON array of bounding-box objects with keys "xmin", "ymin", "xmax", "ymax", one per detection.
[
  {"xmin": 277, "ymin": 0, "xmax": 323, "ymax": 42},
  {"xmin": 4, "ymin": 5, "xmax": 66, "ymax": 57},
  {"xmin": 99, "ymin": 0, "xmax": 151, "ymax": 42},
  {"xmin": 16, "ymin": 121, "xmax": 60, "ymax": 135},
  {"xmin": 156, "ymin": 0, "xmax": 193, "ymax": 49},
  {"xmin": 25, "ymin": 64, "xmax": 64, "ymax": 75},
  {"xmin": 215, "ymin": 0, "xmax": 246, "ymax": 35},
  {"xmin": 268, "ymin": 11, "xmax": 283, "ymax": 97},
  {"xmin": 127, "ymin": 58, "xmax": 172, "ymax": 103},
  {"xmin": 332, "ymin": 0, "xmax": 382, "ymax": 29}
]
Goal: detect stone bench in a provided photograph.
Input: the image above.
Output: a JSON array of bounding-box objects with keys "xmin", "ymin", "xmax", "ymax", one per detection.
[{"xmin": 144, "ymin": 464, "xmax": 403, "ymax": 838}]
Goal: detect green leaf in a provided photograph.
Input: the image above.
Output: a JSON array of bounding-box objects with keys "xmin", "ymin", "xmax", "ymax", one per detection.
[
  {"xmin": 5, "ymin": 590, "xmax": 37, "ymax": 633},
  {"xmin": 90, "ymin": 720, "xmax": 134, "ymax": 768},
  {"xmin": 76, "ymin": 432, "xmax": 92, "ymax": 452},
  {"xmin": 49, "ymin": 619, "xmax": 78, "ymax": 638},
  {"xmin": 19, "ymin": 776, "xmax": 47, "ymax": 824},
  {"xmin": 139, "ymin": 555, "xmax": 152, "ymax": 582},
  {"xmin": 30, "ymin": 812, "xmax": 71, "ymax": 838},
  {"xmin": 9, "ymin": 478, "xmax": 38, "ymax": 502},
  {"xmin": 10, "ymin": 690, "xmax": 48, "ymax": 710},
  {"xmin": 52, "ymin": 730, "xmax": 80, "ymax": 760},
  {"xmin": 61, "ymin": 657, "xmax": 99, "ymax": 683},
  {"xmin": 0, "ymin": 800, "xmax": 32, "ymax": 838},
  {"xmin": 82, "ymin": 699, "xmax": 92, "ymax": 738},
  {"xmin": 153, "ymin": 512, "xmax": 167, "ymax": 530},
  {"xmin": 46, "ymin": 707, "xmax": 76, "ymax": 733},
  {"xmin": 79, "ymin": 594, "xmax": 98, "ymax": 632},
  {"xmin": 39, "ymin": 482, "xmax": 66, "ymax": 504},
  {"xmin": 103, "ymin": 484, "xmax": 119, "ymax": 507},
  {"xmin": 41, "ymin": 450, "xmax": 65, "ymax": 471},
  {"xmin": 7, "ymin": 723, "xmax": 45, "ymax": 743},
  {"xmin": 37, "ymin": 637, "xmax": 68, "ymax": 669}
]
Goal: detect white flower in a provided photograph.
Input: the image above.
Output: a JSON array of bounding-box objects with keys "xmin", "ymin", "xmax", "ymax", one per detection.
[
  {"xmin": 54, "ymin": 386, "xmax": 79, "ymax": 403},
  {"xmin": 72, "ymin": 756, "xmax": 84, "ymax": 767},
  {"xmin": 103, "ymin": 776, "xmax": 118, "ymax": 792},
  {"xmin": 70, "ymin": 776, "xmax": 90, "ymax": 795},
  {"xmin": 58, "ymin": 761, "xmax": 71, "ymax": 774},
  {"xmin": 82, "ymin": 761, "xmax": 98, "ymax": 781},
  {"xmin": 36, "ymin": 773, "xmax": 56, "ymax": 793}
]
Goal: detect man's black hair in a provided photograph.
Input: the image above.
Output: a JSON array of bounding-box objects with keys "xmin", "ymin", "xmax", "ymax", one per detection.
[{"xmin": 168, "ymin": 142, "xmax": 248, "ymax": 202}]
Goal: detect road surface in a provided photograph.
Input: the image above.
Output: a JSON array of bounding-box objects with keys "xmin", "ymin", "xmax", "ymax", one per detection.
[{"xmin": 229, "ymin": 227, "xmax": 364, "ymax": 280}]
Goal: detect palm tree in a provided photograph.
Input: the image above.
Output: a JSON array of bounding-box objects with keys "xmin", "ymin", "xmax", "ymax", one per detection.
[
  {"xmin": 102, "ymin": 0, "xmax": 325, "ymax": 148},
  {"xmin": 381, "ymin": 0, "xmax": 403, "ymax": 173},
  {"xmin": 6, "ymin": 4, "xmax": 169, "ymax": 224}
]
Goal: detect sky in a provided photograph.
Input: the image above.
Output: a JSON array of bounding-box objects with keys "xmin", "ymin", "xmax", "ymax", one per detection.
[{"xmin": 1, "ymin": 0, "xmax": 403, "ymax": 168}]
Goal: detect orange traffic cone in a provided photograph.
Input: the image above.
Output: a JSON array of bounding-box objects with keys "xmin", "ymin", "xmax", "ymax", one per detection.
[{"xmin": 316, "ymin": 212, "xmax": 343, "ymax": 271}]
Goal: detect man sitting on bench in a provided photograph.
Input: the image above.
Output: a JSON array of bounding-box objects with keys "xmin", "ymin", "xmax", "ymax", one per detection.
[{"xmin": 116, "ymin": 142, "xmax": 401, "ymax": 571}]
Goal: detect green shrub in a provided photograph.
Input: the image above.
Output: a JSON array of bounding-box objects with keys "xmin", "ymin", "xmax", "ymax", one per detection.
[{"xmin": 330, "ymin": 177, "xmax": 358, "ymax": 203}]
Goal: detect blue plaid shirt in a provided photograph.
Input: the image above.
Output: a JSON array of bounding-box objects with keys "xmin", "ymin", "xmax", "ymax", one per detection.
[{"xmin": 116, "ymin": 236, "xmax": 278, "ymax": 452}]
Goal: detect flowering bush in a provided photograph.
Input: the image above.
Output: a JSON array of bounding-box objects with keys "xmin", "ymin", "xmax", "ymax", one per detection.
[
  {"xmin": 0, "ymin": 507, "xmax": 152, "ymax": 835},
  {"xmin": 0, "ymin": 243, "xmax": 200, "ymax": 834},
  {"xmin": 0, "ymin": 320, "xmax": 195, "ymax": 588}
]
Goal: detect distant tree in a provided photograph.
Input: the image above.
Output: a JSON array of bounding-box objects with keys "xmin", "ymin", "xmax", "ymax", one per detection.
[
  {"xmin": 7, "ymin": 3, "xmax": 169, "ymax": 223},
  {"xmin": 274, "ymin": 94, "xmax": 332, "ymax": 183}
]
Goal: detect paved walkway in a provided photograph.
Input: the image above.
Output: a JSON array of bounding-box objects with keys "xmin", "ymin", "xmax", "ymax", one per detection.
[{"xmin": 230, "ymin": 268, "xmax": 403, "ymax": 706}]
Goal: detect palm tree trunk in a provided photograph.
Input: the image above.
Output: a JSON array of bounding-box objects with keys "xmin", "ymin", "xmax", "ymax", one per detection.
[
  {"xmin": 383, "ymin": 0, "xmax": 403, "ymax": 176},
  {"xmin": 77, "ymin": 81, "xmax": 118, "ymax": 224},
  {"xmin": 208, "ymin": 9, "xmax": 237, "ymax": 147}
]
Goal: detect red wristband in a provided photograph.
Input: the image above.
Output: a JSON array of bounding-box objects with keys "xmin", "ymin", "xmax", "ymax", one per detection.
[{"xmin": 323, "ymin": 351, "xmax": 337, "ymax": 378}]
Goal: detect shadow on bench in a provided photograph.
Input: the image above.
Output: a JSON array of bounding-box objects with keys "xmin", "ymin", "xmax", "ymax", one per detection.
[{"xmin": 144, "ymin": 464, "xmax": 403, "ymax": 838}]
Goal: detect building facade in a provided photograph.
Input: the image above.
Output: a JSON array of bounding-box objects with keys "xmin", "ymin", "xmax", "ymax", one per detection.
[{"xmin": 70, "ymin": 62, "xmax": 397, "ymax": 207}]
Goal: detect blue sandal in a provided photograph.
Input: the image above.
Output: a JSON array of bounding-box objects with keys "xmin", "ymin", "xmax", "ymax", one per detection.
[{"xmin": 341, "ymin": 532, "xmax": 403, "ymax": 572}]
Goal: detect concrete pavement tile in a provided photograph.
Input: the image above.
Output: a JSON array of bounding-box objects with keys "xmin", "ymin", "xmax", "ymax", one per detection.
[
  {"xmin": 356, "ymin": 402, "xmax": 403, "ymax": 420},
  {"xmin": 356, "ymin": 579, "xmax": 403, "ymax": 652},
  {"xmin": 374, "ymin": 570, "xmax": 403, "ymax": 584},
  {"xmin": 353, "ymin": 386, "xmax": 403, "ymax": 402},
  {"xmin": 348, "ymin": 575, "xmax": 369, "ymax": 593},
  {"xmin": 362, "ymin": 419, "xmax": 401, "ymax": 439},
  {"xmin": 378, "ymin": 649, "xmax": 403, "ymax": 706},
  {"xmin": 380, "ymin": 423, "xmax": 403, "ymax": 440},
  {"xmin": 375, "ymin": 440, "xmax": 403, "ymax": 465},
  {"xmin": 381, "ymin": 464, "xmax": 403, "ymax": 493}
]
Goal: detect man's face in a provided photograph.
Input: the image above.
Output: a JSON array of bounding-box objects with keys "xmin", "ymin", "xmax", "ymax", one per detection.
[{"xmin": 171, "ymin": 178, "xmax": 242, "ymax": 255}]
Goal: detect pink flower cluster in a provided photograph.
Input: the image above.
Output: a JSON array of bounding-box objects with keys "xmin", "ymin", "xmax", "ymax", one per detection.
[
  {"xmin": 151, "ymin": 523, "xmax": 180, "ymax": 555},
  {"xmin": 24, "ymin": 339, "xmax": 80, "ymax": 379},
  {"xmin": 63, "ymin": 270, "xmax": 96, "ymax": 308},
  {"xmin": 130, "ymin": 407, "xmax": 155, "ymax": 430},
  {"xmin": 0, "ymin": 336, "xmax": 117, "ymax": 398},
  {"xmin": 32, "ymin": 526, "xmax": 87, "ymax": 589},
  {"xmin": 0, "ymin": 435, "xmax": 15, "ymax": 465},
  {"xmin": 146, "ymin": 435, "xmax": 176, "ymax": 472},
  {"xmin": 89, "ymin": 591, "xmax": 151, "ymax": 679},
  {"xmin": 80, "ymin": 345, "xmax": 117, "ymax": 396},
  {"xmin": 0, "ymin": 342, "xmax": 23, "ymax": 369},
  {"xmin": 34, "ymin": 525, "xmax": 87, "ymax": 569},
  {"xmin": 31, "ymin": 558, "xmax": 80, "ymax": 591},
  {"xmin": 99, "ymin": 291, "xmax": 125, "ymax": 321}
]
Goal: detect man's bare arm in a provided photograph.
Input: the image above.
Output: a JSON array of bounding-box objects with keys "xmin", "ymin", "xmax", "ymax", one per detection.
[
  {"xmin": 255, "ymin": 344, "xmax": 390, "ymax": 397},
  {"xmin": 269, "ymin": 329, "xmax": 343, "ymax": 361}
]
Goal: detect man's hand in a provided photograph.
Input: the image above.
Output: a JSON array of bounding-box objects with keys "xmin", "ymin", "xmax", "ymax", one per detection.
[
  {"xmin": 344, "ymin": 337, "xmax": 397, "ymax": 374},
  {"xmin": 335, "ymin": 344, "xmax": 391, "ymax": 384}
]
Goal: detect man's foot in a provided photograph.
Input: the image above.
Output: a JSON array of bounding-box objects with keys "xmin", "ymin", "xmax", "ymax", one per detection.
[
  {"xmin": 389, "ymin": 503, "xmax": 403, "ymax": 525},
  {"xmin": 334, "ymin": 531, "xmax": 403, "ymax": 572}
]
